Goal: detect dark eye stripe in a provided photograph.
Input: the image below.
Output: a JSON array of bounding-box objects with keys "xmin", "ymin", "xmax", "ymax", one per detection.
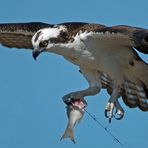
[
  {"xmin": 34, "ymin": 31, "xmax": 42, "ymax": 42},
  {"xmin": 49, "ymin": 37, "xmax": 59, "ymax": 43}
]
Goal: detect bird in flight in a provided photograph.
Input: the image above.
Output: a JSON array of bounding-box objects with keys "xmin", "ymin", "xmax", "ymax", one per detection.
[{"xmin": 0, "ymin": 22, "xmax": 148, "ymax": 122}]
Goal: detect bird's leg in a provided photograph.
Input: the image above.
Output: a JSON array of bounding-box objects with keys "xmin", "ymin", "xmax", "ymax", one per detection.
[
  {"xmin": 62, "ymin": 87, "xmax": 100, "ymax": 104},
  {"xmin": 62, "ymin": 68, "xmax": 101, "ymax": 105},
  {"xmin": 105, "ymin": 81, "xmax": 124, "ymax": 122}
]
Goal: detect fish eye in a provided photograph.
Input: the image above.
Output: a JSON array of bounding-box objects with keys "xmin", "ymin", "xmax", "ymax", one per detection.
[{"xmin": 39, "ymin": 40, "xmax": 48, "ymax": 47}]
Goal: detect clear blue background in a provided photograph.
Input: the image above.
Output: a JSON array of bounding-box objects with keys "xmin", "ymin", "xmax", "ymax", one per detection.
[{"xmin": 0, "ymin": 0, "xmax": 148, "ymax": 148}]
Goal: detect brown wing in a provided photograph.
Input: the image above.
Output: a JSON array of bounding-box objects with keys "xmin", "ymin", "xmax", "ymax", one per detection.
[
  {"xmin": 0, "ymin": 22, "xmax": 52, "ymax": 49},
  {"xmin": 94, "ymin": 25, "xmax": 148, "ymax": 54}
]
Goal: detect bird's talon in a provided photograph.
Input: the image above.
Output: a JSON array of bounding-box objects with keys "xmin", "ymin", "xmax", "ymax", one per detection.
[
  {"xmin": 105, "ymin": 109, "xmax": 114, "ymax": 123},
  {"xmin": 114, "ymin": 111, "xmax": 124, "ymax": 120},
  {"xmin": 63, "ymin": 96, "xmax": 73, "ymax": 105},
  {"xmin": 105, "ymin": 109, "xmax": 110, "ymax": 118},
  {"xmin": 62, "ymin": 93, "xmax": 84, "ymax": 105},
  {"xmin": 104, "ymin": 102, "xmax": 114, "ymax": 122},
  {"xmin": 109, "ymin": 117, "xmax": 112, "ymax": 123}
]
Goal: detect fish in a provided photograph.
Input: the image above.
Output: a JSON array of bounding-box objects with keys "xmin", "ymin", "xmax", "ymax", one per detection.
[{"xmin": 61, "ymin": 98, "xmax": 87, "ymax": 144}]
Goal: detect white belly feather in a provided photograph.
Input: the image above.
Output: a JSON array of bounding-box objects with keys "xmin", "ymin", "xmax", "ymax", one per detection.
[{"xmin": 63, "ymin": 36, "xmax": 135, "ymax": 86}]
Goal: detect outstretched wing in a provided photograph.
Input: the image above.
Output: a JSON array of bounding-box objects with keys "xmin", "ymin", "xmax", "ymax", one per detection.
[
  {"xmin": 94, "ymin": 25, "xmax": 148, "ymax": 54},
  {"xmin": 79, "ymin": 25, "xmax": 148, "ymax": 111},
  {"xmin": 0, "ymin": 22, "xmax": 52, "ymax": 49}
]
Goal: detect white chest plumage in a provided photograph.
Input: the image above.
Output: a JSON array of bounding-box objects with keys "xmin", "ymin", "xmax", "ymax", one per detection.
[{"xmin": 58, "ymin": 31, "xmax": 132, "ymax": 83}]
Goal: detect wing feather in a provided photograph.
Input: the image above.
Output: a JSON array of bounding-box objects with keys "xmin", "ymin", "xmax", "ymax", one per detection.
[
  {"xmin": 94, "ymin": 25, "xmax": 148, "ymax": 54},
  {"xmin": 0, "ymin": 22, "xmax": 52, "ymax": 49},
  {"xmin": 80, "ymin": 28, "xmax": 148, "ymax": 111}
]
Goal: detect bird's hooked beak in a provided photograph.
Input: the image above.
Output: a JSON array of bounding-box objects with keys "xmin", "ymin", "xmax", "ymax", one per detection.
[{"xmin": 32, "ymin": 48, "xmax": 45, "ymax": 60}]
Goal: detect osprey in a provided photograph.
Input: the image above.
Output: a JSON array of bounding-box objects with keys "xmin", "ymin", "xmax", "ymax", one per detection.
[{"xmin": 0, "ymin": 22, "xmax": 148, "ymax": 122}]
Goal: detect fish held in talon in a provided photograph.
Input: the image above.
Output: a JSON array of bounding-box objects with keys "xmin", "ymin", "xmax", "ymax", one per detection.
[{"xmin": 61, "ymin": 99, "xmax": 87, "ymax": 144}]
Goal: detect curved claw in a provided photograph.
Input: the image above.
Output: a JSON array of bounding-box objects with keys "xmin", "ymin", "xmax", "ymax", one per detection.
[
  {"xmin": 109, "ymin": 118, "xmax": 112, "ymax": 123},
  {"xmin": 114, "ymin": 111, "xmax": 124, "ymax": 120},
  {"xmin": 105, "ymin": 108, "xmax": 124, "ymax": 123},
  {"xmin": 105, "ymin": 109, "xmax": 114, "ymax": 123},
  {"xmin": 105, "ymin": 109, "xmax": 110, "ymax": 118},
  {"xmin": 63, "ymin": 97, "xmax": 73, "ymax": 105},
  {"xmin": 62, "ymin": 93, "xmax": 86, "ymax": 106},
  {"xmin": 63, "ymin": 92, "xmax": 82, "ymax": 104}
]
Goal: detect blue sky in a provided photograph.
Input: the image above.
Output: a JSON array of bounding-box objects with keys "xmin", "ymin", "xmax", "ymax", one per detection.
[{"xmin": 0, "ymin": 0, "xmax": 148, "ymax": 148}]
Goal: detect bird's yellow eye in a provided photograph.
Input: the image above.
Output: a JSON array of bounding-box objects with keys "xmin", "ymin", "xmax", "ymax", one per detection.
[{"xmin": 39, "ymin": 40, "xmax": 48, "ymax": 47}]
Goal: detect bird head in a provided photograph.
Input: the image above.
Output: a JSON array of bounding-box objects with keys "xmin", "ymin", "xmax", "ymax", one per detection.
[{"xmin": 32, "ymin": 25, "xmax": 69, "ymax": 60}]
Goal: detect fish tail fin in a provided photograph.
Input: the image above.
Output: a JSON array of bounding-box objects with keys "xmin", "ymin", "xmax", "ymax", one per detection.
[{"xmin": 60, "ymin": 126, "xmax": 75, "ymax": 144}]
